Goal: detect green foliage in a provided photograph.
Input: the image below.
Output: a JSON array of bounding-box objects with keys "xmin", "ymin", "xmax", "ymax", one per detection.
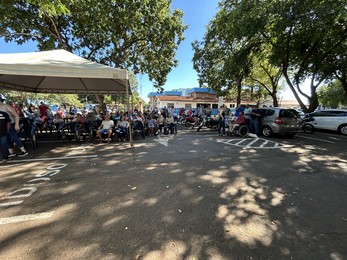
[
  {"xmin": 0, "ymin": 0, "xmax": 187, "ymax": 91},
  {"xmin": 1, "ymin": 89, "xmax": 83, "ymax": 107},
  {"xmin": 318, "ymin": 81, "xmax": 347, "ymax": 108},
  {"xmin": 193, "ymin": 0, "xmax": 347, "ymax": 112}
]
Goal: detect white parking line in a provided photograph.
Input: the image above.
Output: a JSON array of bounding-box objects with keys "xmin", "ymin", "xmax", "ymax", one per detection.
[
  {"xmin": 220, "ymin": 138, "xmax": 287, "ymax": 149},
  {"xmin": 7, "ymin": 155, "xmax": 98, "ymax": 163},
  {"xmin": 0, "ymin": 211, "xmax": 54, "ymax": 225},
  {"xmin": 260, "ymin": 140, "xmax": 269, "ymax": 147},
  {"xmin": 246, "ymin": 138, "xmax": 259, "ymax": 147},
  {"xmin": 297, "ymin": 135, "xmax": 335, "ymax": 143},
  {"xmin": 235, "ymin": 139, "xmax": 247, "ymax": 145}
]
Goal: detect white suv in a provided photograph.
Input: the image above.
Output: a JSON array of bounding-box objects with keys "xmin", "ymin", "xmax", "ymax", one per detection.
[{"xmin": 305, "ymin": 109, "xmax": 347, "ymax": 135}]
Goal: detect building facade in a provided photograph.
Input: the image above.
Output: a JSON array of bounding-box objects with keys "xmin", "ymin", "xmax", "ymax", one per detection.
[{"xmin": 148, "ymin": 88, "xmax": 256, "ymax": 110}]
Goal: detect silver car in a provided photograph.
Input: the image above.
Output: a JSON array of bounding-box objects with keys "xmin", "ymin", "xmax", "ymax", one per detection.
[
  {"xmin": 259, "ymin": 107, "xmax": 302, "ymax": 137},
  {"xmin": 304, "ymin": 109, "xmax": 347, "ymax": 135}
]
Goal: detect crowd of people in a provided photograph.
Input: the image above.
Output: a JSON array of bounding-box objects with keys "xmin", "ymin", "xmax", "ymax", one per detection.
[
  {"xmin": 0, "ymin": 93, "xmax": 263, "ymax": 164},
  {"xmin": 219, "ymin": 103, "xmax": 262, "ymax": 136}
]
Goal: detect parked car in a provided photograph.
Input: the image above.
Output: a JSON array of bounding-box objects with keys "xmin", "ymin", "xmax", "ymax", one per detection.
[
  {"xmin": 259, "ymin": 107, "xmax": 302, "ymax": 137},
  {"xmin": 304, "ymin": 109, "xmax": 347, "ymax": 135}
]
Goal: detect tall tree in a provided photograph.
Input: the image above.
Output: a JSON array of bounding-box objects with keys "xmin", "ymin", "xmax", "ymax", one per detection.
[
  {"xmin": 1, "ymin": 0, "xmax": 186, "ymax": 93},
  {"xmin": 247, "ymin": 53, "xmax": 283, "ymax": 107},
  {"xmin": 213, "ymin": 0, "xmax": 347, "ymax": 112},
  {"xmin": 192, "ymin": 7, "xmax": 254, "ymax": 106},
  {"xmin": 318, "ymin": 81, "xmax": 347, "ymax": 108}
]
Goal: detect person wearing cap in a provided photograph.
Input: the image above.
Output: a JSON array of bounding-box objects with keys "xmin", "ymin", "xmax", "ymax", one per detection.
[
  {"xmin": 0, "ymin": 94, "xmax": 28, "ymax": 157},
  {"xmin": 0, "ymin": 110, "xmax": 11, "ymax": 163}
]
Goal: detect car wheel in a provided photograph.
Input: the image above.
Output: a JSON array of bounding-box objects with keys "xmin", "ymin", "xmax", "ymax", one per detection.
[
  {"xmin": 303, "ymin": 124, "xmax": 314, "ymax": 134},
  {"xmin": 262, "ymin": 126, "xmax": 273, "ymax": 137},
  {"xmin": 338, "ymin": 124, "xmax": 347, "ymax": 135}
]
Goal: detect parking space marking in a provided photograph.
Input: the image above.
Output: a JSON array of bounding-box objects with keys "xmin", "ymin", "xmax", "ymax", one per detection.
[
  {"xmin": 0, "ymin": 212, "xmax": 54, "ymax": 225},
  {"xmin": 246, "ymin": 138, "xmax": 259, "ymax": 147},
  {"xmin": 220, "ymin": 138, "xmax": 287, "ymax": 149},
  {"xmin": 296, "ymin": 135, "xmax": 335, "ymax": 143},
  {"xmin": 7, "ymin": 154, "xmax": 98, "ymax": 164}
]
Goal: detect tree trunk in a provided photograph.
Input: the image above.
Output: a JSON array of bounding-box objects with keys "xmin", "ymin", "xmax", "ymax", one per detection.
[
  {"xmin": 236, "ymin": 77, "xmax": 243, "ymax": 106},
  {"xmin": 338, "ymin": 73, "xmax": 347, "ymax": 96},
  {"xmin": 96, "ymin": 95, "xmax": 106, "ymax": 113},
  {"xmin": 283, "ymin": 72, "xmax": 309, "ymax": 112},
  {"xmin": 272, "ymin": 91, "xmax": 278, "ymax": 107}
]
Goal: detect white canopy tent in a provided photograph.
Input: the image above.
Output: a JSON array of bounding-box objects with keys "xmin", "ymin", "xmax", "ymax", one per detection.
[
  {"xmin": 0, "ymin": 49, "xmax": 134, "ymax": 147},
  {"xmin": 0, "ymin": 49, "xmax": 130, "ymax": 94}
]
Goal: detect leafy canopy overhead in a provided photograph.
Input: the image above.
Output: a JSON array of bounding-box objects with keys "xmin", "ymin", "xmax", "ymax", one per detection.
[
  {"xmin": 192, "ymin": 0, "xmax": 347, "ymax": 112},
  {"xmin": 0, "ymin": 0, "xmax": 187, "ymax": 91}
]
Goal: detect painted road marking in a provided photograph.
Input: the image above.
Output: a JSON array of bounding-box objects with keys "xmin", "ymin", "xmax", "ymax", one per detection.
[
  {"xmin": 296, "ymin": 135, "xmax": 335, "ymax": 143},
  {"xmin": 220, "ymin": 138, "xmax": 286, "ymax": 149},
  {"xmin": 154, "ymin": 135, "xmax": 174, "ymax": 147},
  {"xmin": 7, "ymin": 154, "xmax": 98, "ymax": 163},
  {"xmin": 246, "ymin": 138, "xmax": 259, "ymax": 147},
  {"xmin": 0, "ymin": 212, "xmax": 54, "ymax": 225},
  {"xmin": 0, "ymin": 201, "xmax": 23, "ymax": 207}
]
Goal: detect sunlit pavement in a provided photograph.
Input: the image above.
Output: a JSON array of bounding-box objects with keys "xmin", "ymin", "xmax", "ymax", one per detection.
[{"xmin": 0, "ymin": 127, "xmax": 346, "ymax": 259}]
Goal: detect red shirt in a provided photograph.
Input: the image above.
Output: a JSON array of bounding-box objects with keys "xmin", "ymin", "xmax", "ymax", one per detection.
[
  {"xmin": 236, "ymin": 115, "xmax": 246, "ymax": 125},
  {"xmin": 39, "ymin": 104, "xmax": 48, "ymax": 116}
]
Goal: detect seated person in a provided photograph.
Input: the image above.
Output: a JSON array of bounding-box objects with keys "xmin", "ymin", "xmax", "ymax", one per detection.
[
  {"xmin": 156, "ymin": 113, "xmax": 165, "ymax": 134},
  {"xmin": 115, "ymin": 115, "xmax": 129, "ymax": 141},
  {"xmin": 53, "ymin": 114, "xmax": 65, "ymax": 133},
  {"xmin": 147, "ymin": 114, "xmax": 157, "ymax": 136},
  {"xmin": 71, "ymin": 113, "xmax": 85, "ymax": 133},
  {"xmin": 84, "ymin": 112, "xmax": 96, "ymax": 133},
  {"xmin": 229, "ymin": 111, "xmax": 247, "ymax": 134},
  {"xmin": 97, "ymin": 114, "xmax": 114, "ymax": 143},
  {"xmin": 165, "ymin": 113, "xmax": 175, "ymax": 134}
]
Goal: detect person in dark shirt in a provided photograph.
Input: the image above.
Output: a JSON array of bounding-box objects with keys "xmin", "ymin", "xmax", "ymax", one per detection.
[
  {"xmin": 0, "ymin": 111, "xmax": 11, "ymax": 163},
  {"xmin": 218, "ymin": 105, "xmax": 226, "ymax": 136},
  {"xmin": 250, "ymin": 105, "xmax": 262, "ymax": 135}
]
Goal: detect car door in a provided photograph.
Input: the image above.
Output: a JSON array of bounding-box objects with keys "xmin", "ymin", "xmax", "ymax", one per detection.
[
  {"xmin": 310, "ymin": 110, "xmax": 329, "ymax": 130},
  {"xmin": 324, "ymin": 110, "xmax": 347, "ymax": 131}
]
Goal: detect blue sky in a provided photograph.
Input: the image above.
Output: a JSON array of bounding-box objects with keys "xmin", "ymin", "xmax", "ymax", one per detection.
[{"xmin": 0, "ymin": 0, "xmax": 297, "ymax": 102}]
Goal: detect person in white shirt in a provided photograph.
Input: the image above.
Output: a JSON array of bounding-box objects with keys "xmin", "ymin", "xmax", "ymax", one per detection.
[
  {"xmin": 97, "ymin": 114, "xmax": 114, "ymax": 143},
  {"xmin": 243, "ymin": 104, "xmax": 253, "ymax": 127}
]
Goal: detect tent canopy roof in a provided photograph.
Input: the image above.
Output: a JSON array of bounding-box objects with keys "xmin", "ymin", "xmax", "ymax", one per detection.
[{"xmin": 0, "ymin": 49, "xmax": 130, "ymax": 95}]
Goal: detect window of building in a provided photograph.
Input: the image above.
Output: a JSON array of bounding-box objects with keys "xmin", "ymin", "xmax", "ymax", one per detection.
[
  {"xmin": 185, "ymin": 104, "xmax": 192, "ymax": 109},
  {"xmin": 167, "ymin": 103, "xmax": 174, "ymax": 108}
]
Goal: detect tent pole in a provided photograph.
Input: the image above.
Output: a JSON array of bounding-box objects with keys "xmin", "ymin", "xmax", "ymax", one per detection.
[{"xmin": 126, "ymin": 80, "xmax": 134, "ymax": 149}]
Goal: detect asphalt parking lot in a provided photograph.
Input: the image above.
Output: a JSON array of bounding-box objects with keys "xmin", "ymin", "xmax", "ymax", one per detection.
[{"xmin": 1, "ymin": 126, "xmax": 346, "ymax": 260}]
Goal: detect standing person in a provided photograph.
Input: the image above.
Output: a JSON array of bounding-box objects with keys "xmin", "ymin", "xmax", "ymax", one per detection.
[
  {"xmin": 250, "ymin": 105, "xmax": 262, "ymax": 136},
  {"xmin": 244, "ymin": 104, "xmax": 252, "ymax": 127},
  {"xmin": 0, "ymin": 110, "xmax": 11, "ymax": 163},
  {"xmin": 218, "ymin": 105, "xmax": 226, "ymax": 136},
  {"xmin": 0, "ymin": 94, "xmax": 28, "ymax": 157},
  {"xmin": 234, "ymin": 104, "xmax": 245, "ymax": 121}
]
